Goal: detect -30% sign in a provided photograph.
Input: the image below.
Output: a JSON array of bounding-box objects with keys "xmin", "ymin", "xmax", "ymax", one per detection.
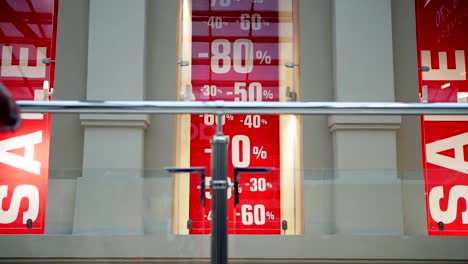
[{"xmin": 249, "ymin": 177, "xmax": 273, "ymax": 192}]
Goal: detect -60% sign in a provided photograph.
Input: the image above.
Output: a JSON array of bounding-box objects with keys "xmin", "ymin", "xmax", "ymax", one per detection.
[
  {"xmin": 240, "ymin": 204, "xmax": 275, "ymax": 225},
  {"xmin": 201, "ymin": 114, "xmax": 235, "ymax": 126},
  {"xmin": 240, "ymin": 13, "xmax": 270, "ymax": 31}
]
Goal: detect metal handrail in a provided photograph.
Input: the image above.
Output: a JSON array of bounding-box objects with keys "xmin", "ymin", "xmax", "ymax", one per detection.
[{"xmin": 17, "ymin": 100, "xmax": 468, "ymax": 115}]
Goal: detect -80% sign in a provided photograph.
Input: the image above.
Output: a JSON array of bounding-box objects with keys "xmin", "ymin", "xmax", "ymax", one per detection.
[{"xmin": 210, "ymin": 40, "xmax": 273, "ymax": 74}]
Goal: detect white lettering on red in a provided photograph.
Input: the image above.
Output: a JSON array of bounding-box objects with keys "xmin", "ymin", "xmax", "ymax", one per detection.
[
  {"xmin": 429, "ymin": 185, "xmax": 468, "ymax": 224},
  {"xmin": 0, "ymin": 185, "xmax": 39, "ymax": 224},
  {"xmin": 0, "ymin": 46, "xmax": 47, "ymax": 78},
  {"xmin": 421, "ymin": 50, "xmax": 466, "ymax": 81},
  {"xmin": 426, "ymin": 132, "xmax": 468, "ymax": 174},
  {"xmin": 0, "ymin": 131, "xmax": 43, "ymax": 175}
]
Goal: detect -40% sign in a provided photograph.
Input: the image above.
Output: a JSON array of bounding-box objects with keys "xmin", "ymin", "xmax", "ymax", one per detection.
[{"xmin": 241, "ymin": 115, "xmax": 268, "ymax": 129}]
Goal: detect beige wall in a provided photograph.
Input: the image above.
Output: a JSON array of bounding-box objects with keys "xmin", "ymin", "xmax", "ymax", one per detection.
[
  {"xmin": 144, "ymin": 0, "xmax": 178, "ymax": 171},
  {"xmin": 392, "ymin": 0, "xmax": 427, "ymax": 236},
  {"xmin": 45, "ymin": 0, "xmax": 89, "ymax": 235},
  {"xmin": 49, "ymin": 0, "xmax": 88, "ymax": 176}
]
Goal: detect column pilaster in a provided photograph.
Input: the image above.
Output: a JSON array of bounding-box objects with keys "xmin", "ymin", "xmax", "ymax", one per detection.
[
  {"xmin": 330, "ymin": 0, "xmax": 403, "ymax": 234},
  {"xmin": 72, "ymin": 0, "xmax": 148, "ymax": 235}
]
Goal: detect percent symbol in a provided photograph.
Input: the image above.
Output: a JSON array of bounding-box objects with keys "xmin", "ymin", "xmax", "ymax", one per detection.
[
  {"xmin": 256, "ymin": 50, "xmax": 271, "ymax": 64},
  {"xmin": 263, "ymin": 90, "xmax": 273, "ymax": 99},
  {"xmin": 225, "ymin": 114, "xmax": 234, "ymax": 121},
  {"xmin": 266, "ymin": 211, "xmax": 275, "ymax": 220},
  {"xmin": 253, "ymin": 146, "xmax": 267, "ymax": 159}
]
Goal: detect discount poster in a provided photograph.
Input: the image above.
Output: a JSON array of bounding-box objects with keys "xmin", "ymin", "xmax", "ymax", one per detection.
[
  {"xmin": 188, "ymin": 0, "xmax": 283, "ymax": 234},
  {"xmin": 0, "ymin": 0, "xmax": 58, "ymax": 234},
  {"xmin": 416, "ymin": 0, "xmax": 468, "ymax": 235}
]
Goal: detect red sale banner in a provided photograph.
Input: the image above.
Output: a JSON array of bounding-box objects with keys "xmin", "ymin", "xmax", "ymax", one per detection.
[
  {"xmin": 0, "ymin": 0, "xmax": 58, "ymax": 234},
  {"xmin": 415, "ymin": 0, "xmax": 468, "ymax": 235},
  {"xmin": 189, "ymin": 0, "xmax": 281, "ymax": 234}
]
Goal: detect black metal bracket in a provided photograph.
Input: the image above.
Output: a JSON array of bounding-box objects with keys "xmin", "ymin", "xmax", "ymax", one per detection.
[
  {"xmin": 438, "ymin": 221, "xmax": 444, "ymax": 232},
  {"xmin": 166, "ymin": 167, "xmax": 207, "ymax": 206},
  {"xmin": 187, "ymin": 219, "xmax": 193, "ymax": 230},
  {"xmin": 233, "ymin": 167, "xmax": 272, "ymax": 206},
  {"xmin": 26, "ymin": 219, "xmax": 33, "ymax": 229},
  {"xmin": 282, "ymin": 220, "xmax": 288, "ymax": 235}
]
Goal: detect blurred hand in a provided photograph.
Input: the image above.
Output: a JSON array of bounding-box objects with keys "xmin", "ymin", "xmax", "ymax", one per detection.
[{"xmin": 0, "ymin": 83, "xmax": 21, "ymax": 131}]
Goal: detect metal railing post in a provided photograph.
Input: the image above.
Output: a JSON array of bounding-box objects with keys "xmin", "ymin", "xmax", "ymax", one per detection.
[{"xmin": 210, "ymin": 114, "xmax": 228, "ymax": 264}]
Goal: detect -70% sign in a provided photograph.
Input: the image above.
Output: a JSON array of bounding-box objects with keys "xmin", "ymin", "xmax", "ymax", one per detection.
[{"xmin": 231, "ymin": 135, "xmax": 268, "ymax": 167}]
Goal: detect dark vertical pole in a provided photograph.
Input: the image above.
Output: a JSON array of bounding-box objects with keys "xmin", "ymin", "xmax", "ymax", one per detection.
[{"xmin": 211, "ymin": 114, "xmax": 228, "ymax": 264}]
